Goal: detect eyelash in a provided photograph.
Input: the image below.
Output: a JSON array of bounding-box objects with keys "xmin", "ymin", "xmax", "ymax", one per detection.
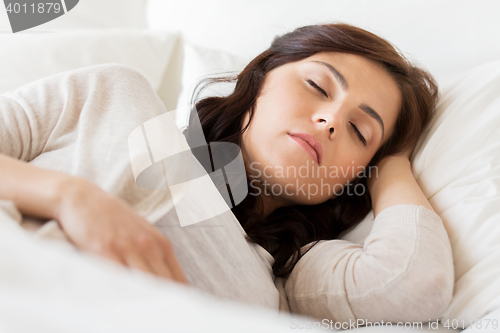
[
  {"xmin": 306, "ymin": 79, "xmax": 328, "ymax": 97},
  {"xmin": 350, "ymin": 122, "xmax": 367, "ymax": 147},
  {"xmin": 307, "ymin": 79, "xmax": 367, "ymax": 147}
]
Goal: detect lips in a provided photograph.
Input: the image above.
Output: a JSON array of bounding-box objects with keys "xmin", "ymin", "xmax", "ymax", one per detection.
[{"xmin": 288, "ymin": 132, "xmax": 323, "ymax": 165}]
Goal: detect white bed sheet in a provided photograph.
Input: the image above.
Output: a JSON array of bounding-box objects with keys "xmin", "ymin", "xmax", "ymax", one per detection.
[{"xmin": 0, "ymin": 200, "xmax": 328, "ymax": 333}]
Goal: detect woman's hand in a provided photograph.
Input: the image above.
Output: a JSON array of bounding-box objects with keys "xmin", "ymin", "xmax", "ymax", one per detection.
[
  {"xmin": 55, "ymin": 177, "xmax": 188, "ymax": 285},
  {"xmin": 367, "ymin": 148, "xmax": 434, "ymax": 218},
  {"xmin": 0, "ymin": 153, "xmax": 187, "ymax": 283}
]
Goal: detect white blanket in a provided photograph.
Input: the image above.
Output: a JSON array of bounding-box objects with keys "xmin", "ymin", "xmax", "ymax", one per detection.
[{"xmin": 0, "ymin": 200, "xmax": 322, "ymax": 333}]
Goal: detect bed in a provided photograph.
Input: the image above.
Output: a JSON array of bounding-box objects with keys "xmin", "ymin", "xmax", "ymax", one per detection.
[{"xmin": 1, "ymin": 1, "xmax": 500, "ymax": 332}]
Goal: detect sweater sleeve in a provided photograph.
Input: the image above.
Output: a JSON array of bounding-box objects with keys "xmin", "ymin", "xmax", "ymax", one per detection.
[
  {"xmin": 283, "ymin": 204, "xmax": 454, "ymax": 325},
  {"xmin": 0, "ymin": 67, "xmax": 93, "ymax": 162},
  {"xmin": 0, "ymin": 63, "xmax": 159, "ymax": 163},
  {"xmin": 0, "ymin": 64, "xmax": 181, "ymax": 220},
  {"xmin": 0, "ymin": 84, "xmax": 53, "ymax": 162}
]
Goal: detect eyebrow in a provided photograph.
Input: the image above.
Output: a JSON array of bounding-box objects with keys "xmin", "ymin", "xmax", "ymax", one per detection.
[
  {"xmin": 313, "ymin": 60, "xmax": 348, "ymax": 91},
  {"xmin": 360, "ymin": 104, "xmax": 385, "ymax": 140},
  {"xmin": 312, "ymin": 60, "xmax": 385, "ymax": 141}
]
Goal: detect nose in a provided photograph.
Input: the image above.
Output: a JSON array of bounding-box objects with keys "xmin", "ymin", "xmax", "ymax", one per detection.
[
  {"xmin": 313, "ymin": 107, "xmax": 344, "ymax": 139},
  {"xmin": 322, "ymin": 120, "xmax": 334, "ymax": 134}
]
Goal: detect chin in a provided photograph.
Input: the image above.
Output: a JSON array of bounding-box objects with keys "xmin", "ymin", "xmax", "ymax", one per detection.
[{"xmin": 282, "ymin": 186, "xmax": 330, "ymax": 204}]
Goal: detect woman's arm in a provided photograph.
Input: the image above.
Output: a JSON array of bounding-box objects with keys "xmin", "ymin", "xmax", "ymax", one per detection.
[
  {"xmin": 0, "ymin": 153, "xmax": 66, "ymax": 220},
  {"xmin": 0, "ymin": 152, "xmax": 188, "ymax": 283},
  {"xmin": 282, "ymin": 152, "xmax": 454, "ymax": 325},
  {"xmin": 0, "ymin": 64, "xmax": 189, "ymax": 284}
]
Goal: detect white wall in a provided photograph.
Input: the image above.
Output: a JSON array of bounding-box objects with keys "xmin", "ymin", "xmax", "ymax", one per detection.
[{"xmin": 147, "ymin": 0, "xmax": 500, "ymax": 85}]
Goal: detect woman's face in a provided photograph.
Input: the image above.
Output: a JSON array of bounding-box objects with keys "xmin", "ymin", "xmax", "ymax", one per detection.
[{"xmin": 240, "ymin": 52, "xmax": 401, "ymax": 207}]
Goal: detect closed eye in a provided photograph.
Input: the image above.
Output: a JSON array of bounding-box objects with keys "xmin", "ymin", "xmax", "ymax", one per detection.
[
  {"xmin": 350, "ymin": 122, "xmax": 367, "ymax": 147},
  {"xmin": 306, "ymin": 79, "xmax": 328, "ymax": 98}
]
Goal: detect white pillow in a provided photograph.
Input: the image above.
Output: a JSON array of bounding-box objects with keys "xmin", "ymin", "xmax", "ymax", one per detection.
[
  {"xmin": 344, "ymin": 59, "xmax": 500, "ymax": 325},
  {"xmin": 0, "ymin": 0, "xmax": 147, "ymax": 31},
  {"xmin": 0, "ymin": 29, "xmax": 177, "ymax": 96},
  {"xmin": 173, "ymin": 43, "xmax": 249, "ymax": 129},
  {"xmin": 411, "ymin": 59, "xmax": 500, "ymax": 324}
]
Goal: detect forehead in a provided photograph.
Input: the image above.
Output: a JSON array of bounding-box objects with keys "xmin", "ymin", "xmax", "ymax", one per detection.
[{"xmin": 295, "ymin": 52, "xmax": 402, "ymax": 141}]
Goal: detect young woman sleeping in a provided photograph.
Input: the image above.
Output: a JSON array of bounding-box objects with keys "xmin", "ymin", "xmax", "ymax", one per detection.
[{"xmin": 0, "ymin": 23, "xmax": 453, "ymax": 325}]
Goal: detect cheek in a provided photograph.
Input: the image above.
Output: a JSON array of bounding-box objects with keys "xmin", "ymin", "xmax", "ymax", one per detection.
[
  {"xmin": 240, "ymin": 110, "xmax": 285, "ymax": 177},
  {"xmin": 256, "ymin": 79, "xmax": 307, "ymax": 119},
  {"xmin": 321, "ymin": 149, "xmax": 374, "ymax": 187},
  {"xmin": 342, "ymin": 154, "xmax": 373, "ymax": 178}
]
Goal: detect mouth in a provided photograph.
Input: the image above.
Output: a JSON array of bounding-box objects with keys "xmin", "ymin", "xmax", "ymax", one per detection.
[{"xmin": 288, "ymin": 132, "xmax": 323, "ymax": 165}]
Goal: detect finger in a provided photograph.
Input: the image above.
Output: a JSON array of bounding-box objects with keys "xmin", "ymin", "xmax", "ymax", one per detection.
[
  {"xmin": 115, "ymin": 243, "xmax": 156, "ymax": 276},
  {"xmin": 83, "ymin": 238, "xmax": 129, "ymax": 267},
  {"xmin": 97, "ymin": 248, "xmax": 128, "ymax": 267},
  {"xmin": 133, "ymin": 233, "xmax": 178, "ymax": 281},
  {"xmin": 158, "ymin": 239, "xmax": 189, "ymax": 285},
  {"xmin": 145, "ymin": 249, "xmax": 176, "ymax": 281}
]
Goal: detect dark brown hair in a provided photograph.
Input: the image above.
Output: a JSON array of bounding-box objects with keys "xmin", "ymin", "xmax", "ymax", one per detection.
[{"xmin": 183, "ymin": 23, "xmax": 438, "ymax": 278}]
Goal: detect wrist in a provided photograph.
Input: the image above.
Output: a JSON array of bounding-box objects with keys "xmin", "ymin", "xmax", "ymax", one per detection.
[
  {"xmin": 53, "ymin": 176, "xmax": 96, "ymax": 221},
  {"xmin": 367, "ymin": 154, "xmax": 433, "ymax": 217},
  {"xmin": 367, "ymin": 155, "xmax": 411, "ymax": 193}
]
